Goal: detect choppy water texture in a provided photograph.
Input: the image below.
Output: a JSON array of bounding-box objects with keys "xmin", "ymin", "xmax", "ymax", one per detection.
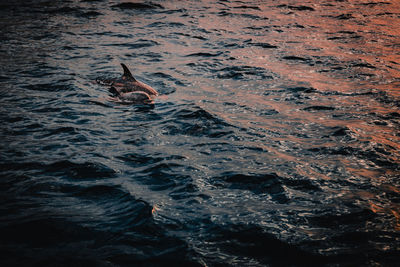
[{"xmin": 1, "ymin": 0, "xmax": 400, "ymax": 266}]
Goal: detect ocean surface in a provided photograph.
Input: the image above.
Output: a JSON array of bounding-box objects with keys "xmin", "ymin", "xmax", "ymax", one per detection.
[{"xmin": 1, "ymin": 0, "xmax": 399, "ymax": 266}]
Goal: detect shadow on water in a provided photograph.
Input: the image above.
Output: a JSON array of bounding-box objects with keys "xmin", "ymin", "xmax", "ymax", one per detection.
[{"xmin": 1, "ymin": 0, "xmax": 400, "ymax": 266}]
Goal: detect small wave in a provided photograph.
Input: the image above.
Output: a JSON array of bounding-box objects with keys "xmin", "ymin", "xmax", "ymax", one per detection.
[
  {"xmin": 247, "ymin": 42, "xmax": 278, "ymax": 49},
  {"xmin": 111, "ymin": 2, "xmax": 163, "ymax": 10},
  {"xmin": 244, "ymin": 25, "xmax": 270, "ymax": 31},
  {"xmin": 217, "ymin": 65, "xmax": 274, "ymax": 80},
  {"xmin": 233, "ymin": 5, "xmax": 261, "ymax": 11},
  {"xmin": 35, "ymin": 6, "xmax": 103, "ymax": 19},
  {"xmin": 3, "ymin": 116, "xmax": 25, "ymax": 123},
  {"xmin": 335, "ymin": 14, "xmax": 355, "ymax": 20},
  {"xmin": 147, "ymin": 21, "xmax": 185, "ymax": 28},
  {"xmin": 117, "ymin": 152, "xmax": 164, "ymax": 167},
  {"xmin": 287, "ymin": 86, "xmax": 317, "ymax": 93},
  {"xmin": 214, "ymin": 173, "xmax": 288, "ymax": 202},
  {"xmin": 217, "ymin": 9, "xmax": 264, "ymax": 19},
  {"xmin": 282, "ymin": 55, "xmax": 310, "ymax": 62},
  {"xmin": 285, "ymin": 178, "xmax": 321, "ymax": 192},
  {"xmin": 74, "ymin": 184, "xmax": 154, "ymax": 229},
  {"xmin": 138, "ymin": 162, "xmax": 196, "ymax": 192},
  {"xmin": 308, "ymin": 144, "xmax": 398, "ymax": 169},
  {"xmin": 352, "ymin": 62, "xmax": 376, "ymax": 69},
  {"xmin": 103, "ymin": 40, "xmax": 159, "ymax": 49},
  {"xmin": 23, "ymin": 83, "xmax": 69, "ymax": 92},
  {"xmin": 74, "ymin": 184, "xmax": 127, "ymax": 200},
  {"xmin": 260, "ymin": 109, "xmax": 279, "ymax": 116},
  {"xmin": 161, "ymin": 106, "xmax": 235, "ymax": 138},
  {"xmin": 185, "ymin": 52, "xmax": 223, "ymax": 57},
  {"xmin": 324, "ymin": 126, "xmax": 355, "ymax": 141},
  {"xmin": 303, "ymin": 106, "xmax": 335, "ymax": 111},
  {"xmin": 277, "ymin": 4, "xmax": 315, "ymax": 11},
  {"xmin": 328, "ymin": 31, "xmax": 362, "ymax": 42},
  {"xmin": 205, "ymin": 223, "xmax": 324, "ymax": 266},
  {"xmin": 80, "ymin": 11, "xmax": 102, "ymax": 18},
  {"xmin": 309, "ymin": 209, "xmax": 376, "ymax": 228},
  {"xmin": 159, "ymin": 8, "xmax": 188, "ymax": 15},
  {"xmin": 44, "ymin": 6, "xmax": 81, "ymax": 15},
  {"xmin": 380, "ymin": 112, "xmax": 400, "ymax": 120},
  {"xmin": 45, "ymin": 160, "xmax": 116, "ymax": 179}
]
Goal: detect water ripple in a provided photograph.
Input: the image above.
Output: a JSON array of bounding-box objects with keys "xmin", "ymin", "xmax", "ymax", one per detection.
[{"xmin": 1, "ymin": 0, "xmax": 399, "ymax": 266}]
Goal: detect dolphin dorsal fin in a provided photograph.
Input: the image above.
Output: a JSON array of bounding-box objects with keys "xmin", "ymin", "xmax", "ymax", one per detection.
[
  {"xmin": 109, "ymin": 86, "xmax": 120, "ymax": 96},
  {"xmin": 121, "ymin": 63, "xmax": 137, "ymax": 81}
]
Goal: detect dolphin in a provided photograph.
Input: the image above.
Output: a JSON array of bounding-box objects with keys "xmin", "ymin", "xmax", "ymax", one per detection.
[
  {"xmin": 111, "ymin": 63, "xmax": 158, "ymax": 96},
  {"xmin": 96, "ymin": 63, "xmax": 158, "ymax": 104},
  {"xmin": 108, "ymin": 87, "xmax": 153, "ymax": 104}
]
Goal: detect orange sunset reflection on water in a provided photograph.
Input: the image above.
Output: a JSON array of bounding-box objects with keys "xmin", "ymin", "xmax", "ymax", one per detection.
[{"xmin": 188, "ymin": 0, "xmax": 400, "ymax": 226}]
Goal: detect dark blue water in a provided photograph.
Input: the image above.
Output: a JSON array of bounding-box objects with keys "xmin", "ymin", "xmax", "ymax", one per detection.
[{"xmin": 1, "ymin": 0, "xmax": 400, "ymax": 266}]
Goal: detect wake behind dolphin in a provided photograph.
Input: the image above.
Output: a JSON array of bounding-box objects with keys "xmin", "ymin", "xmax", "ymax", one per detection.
[{"xmin": 97, "ymin": 63, "xmax": 158, "ymax": 104}]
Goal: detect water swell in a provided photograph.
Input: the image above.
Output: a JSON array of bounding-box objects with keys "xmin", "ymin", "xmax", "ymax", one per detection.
[{"xmin": 161, "ymin": 105, "xmax": 235, "ymax": 138}]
